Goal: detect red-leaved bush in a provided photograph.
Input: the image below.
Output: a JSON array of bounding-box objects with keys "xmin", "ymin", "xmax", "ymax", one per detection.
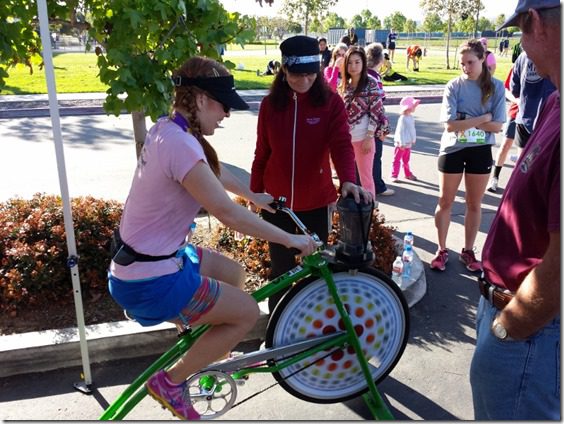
[{"xmin": 0, "ymin": 193, "xmax": 122, "ymax": 316}]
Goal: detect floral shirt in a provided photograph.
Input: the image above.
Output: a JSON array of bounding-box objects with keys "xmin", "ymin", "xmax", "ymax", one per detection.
[{"xmin": 342, "ymin": 74, "xmax": 389, "ymax": 140}]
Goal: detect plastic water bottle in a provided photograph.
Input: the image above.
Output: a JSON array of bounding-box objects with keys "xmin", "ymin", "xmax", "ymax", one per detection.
[
  {"xmin": 402, "ymin": 245, "xmax": 414, "ymax": 280},
  {"xmin": 403, "ymin": 231, "xmax": 414, "ymax": 249},
  {"xmin": 392, "ymin": 256, "xmax": 403, "ymax": 287}
]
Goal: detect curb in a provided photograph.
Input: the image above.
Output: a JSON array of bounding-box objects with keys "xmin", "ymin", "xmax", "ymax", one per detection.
[
  {"xmin": 0, "ymin": 249, "xmax": 426, "ymax": 378},
  {"xmin": 0, "ymin": 92, "xmax": 443, "ymax": 119},
  {"xmin": 0, "ymin": 302, "xmax": 269, "ymax": 379}
]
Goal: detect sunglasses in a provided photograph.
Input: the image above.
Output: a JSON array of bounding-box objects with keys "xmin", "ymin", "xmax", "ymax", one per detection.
[{"xmin": 206, "ymin": 93, "xmax": 230, "ymax": 114}]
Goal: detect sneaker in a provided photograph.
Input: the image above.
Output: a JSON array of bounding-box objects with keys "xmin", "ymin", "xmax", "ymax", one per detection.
[
  {"xmin": 146, "ymin": 370, "xmax": 200, "ymax": 420},
  {"xmin": 459, "ymin": 248, "xmax": 483, "ymax": 272},
  {"xmin": 430, "ymin": 249, "xmax": 448, "ymax": 271},
  {"xmin": 405, "ymin": 174, "xmax": 418, "ymax": 181},
  {"xmin": 379, "ymin": 188, "xmax": 395, "ymax": 196},
  {"xmin": 391, "ymin": 176, "xmax": 400, "ymax": 183},
  {"xmin": 487, "ymin": 177, "xmax": 498, "ymax": 193}
]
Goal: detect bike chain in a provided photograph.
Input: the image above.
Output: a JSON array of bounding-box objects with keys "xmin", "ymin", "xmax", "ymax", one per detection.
[{"xmin": 230, "ymin": 345, "xmax": 344, "ymax": 409}]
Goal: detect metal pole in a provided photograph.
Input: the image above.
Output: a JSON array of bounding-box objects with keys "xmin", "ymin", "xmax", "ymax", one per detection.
[{"xmin": 36, "ymin": 0, "xmax": 92, "ymax": 392}]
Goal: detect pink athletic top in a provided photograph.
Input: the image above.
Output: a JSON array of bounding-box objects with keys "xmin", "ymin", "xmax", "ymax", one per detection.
[{"xmin": 110, "ymin": 117, "xmax": 206, "ymax": 281}]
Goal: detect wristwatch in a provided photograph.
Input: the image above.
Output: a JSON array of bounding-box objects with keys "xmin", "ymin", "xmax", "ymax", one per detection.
[{"xmin": 491, "ymin": 317, "xmax": 511, "ymax": 341}]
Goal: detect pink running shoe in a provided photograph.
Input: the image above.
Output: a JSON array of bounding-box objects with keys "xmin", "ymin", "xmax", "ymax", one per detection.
[
  {"xmin": 430, "ymin": 249, "xmax": 448, "ymax": 271},
  {"xmin": 406, "ymin": 174, "xmax": 418, "ymax": 181},
  {"xmin": 146, "ymin": 370, "xmax": 200, "ymax": 420},
  {"xmin": 459, "ymin": 248, "xmax": 483, "ymax": 272}
]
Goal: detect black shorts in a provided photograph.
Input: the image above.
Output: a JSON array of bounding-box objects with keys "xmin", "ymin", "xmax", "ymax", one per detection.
[
  {"xmin": 388, "ymin": 42, "xmax": 396, "ymax": 50},
  {"xmin": 514, "ymin": 123, "xmax": 531, "ymax": 148},
  {"xmin": 438, "ymin": 145, "xmax": 493, "ymax": 174}
]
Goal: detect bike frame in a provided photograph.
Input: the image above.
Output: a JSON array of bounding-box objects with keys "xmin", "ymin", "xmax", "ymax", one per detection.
[
  {"xmin": 100, "ymin": 200, "xmax": 395, "ymax": 421},
  {"xmin": 99, "ymin": 250, "xmax": 394, "ymax": 421}
]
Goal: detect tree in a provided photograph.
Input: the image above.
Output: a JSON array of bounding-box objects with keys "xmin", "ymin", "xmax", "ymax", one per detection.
[
  {"xmin": 323, "ymin": 12, "xmax": 346, "ymax": 30},
  {"xmin": 495, "ymin": 14, "xmax": 506, "ymax": 30},
  {"xmin": 420, "ymin": 0, "xmax": 474, "ymax": 69},
  {"xmin": 1, "ymin": 0, "xmax": 255, "ymax": 156},
  {"xmin": 422, "ymin": 12, "xmax": 445, "ymax": 33},
  {"xmin": 404, "ymin": 19, "xmax": 417, "ymax": 34},
  {"xmin": 383, "ymin": 11, "xmax": 407, "ymax": 31},
  {"xmin": 350, "ymin": 14, "xmax": 365, "ymax": 29},
  {"xmin": 281, "ymin": 0, "xmax": 337, "ymax": 36}
]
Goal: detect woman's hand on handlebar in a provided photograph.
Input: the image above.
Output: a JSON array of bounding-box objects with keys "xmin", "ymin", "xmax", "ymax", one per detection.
[
  {"xmin": 287, "ymin": 234, "xmax": 319, "ymax": 257},
  {"xmin": 341, "ymin": 181, "xmax": 374, "ymax": 204},
  {"xmin": 249, "ymin": 192, "xmax": 275, "ymax": 213}
]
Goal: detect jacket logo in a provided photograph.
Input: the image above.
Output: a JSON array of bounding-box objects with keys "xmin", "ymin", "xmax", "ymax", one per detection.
[
  {"xmin": 306, "ymin": 117, "xmax": 321, "ymax": 125},
  {"xmin": 519, "ymin": 145, "xmax": 541, "ymax": 174}
]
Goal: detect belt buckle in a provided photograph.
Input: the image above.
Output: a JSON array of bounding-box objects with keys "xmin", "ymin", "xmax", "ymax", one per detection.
[{"xmin": 479, "ymin": 275, "xmax": 495, "ymax": 305}]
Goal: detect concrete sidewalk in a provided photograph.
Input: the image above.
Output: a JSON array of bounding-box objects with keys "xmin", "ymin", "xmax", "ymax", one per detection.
[
  {"xmin": 0, "ymin": 100, "xmax": 515, "ymax": 420},
  {"xmin": 0, "ymin": 85, "xmax": 444, "ymax": 118}
]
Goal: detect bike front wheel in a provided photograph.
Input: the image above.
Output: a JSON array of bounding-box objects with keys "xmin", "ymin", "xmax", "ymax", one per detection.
[{"xmin": 265, "ymin": 267, "xmax": 409, "ymax": 404}]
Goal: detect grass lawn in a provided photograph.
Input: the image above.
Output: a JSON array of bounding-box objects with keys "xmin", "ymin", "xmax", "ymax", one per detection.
[{"xmin": 1, "ymin": 46, "xmax": 512, "ymax": 95}]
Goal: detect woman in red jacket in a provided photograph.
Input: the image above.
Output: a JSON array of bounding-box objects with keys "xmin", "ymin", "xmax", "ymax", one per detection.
[{"xmin": 250, "ymin": 35, "xmax": 371, "ymax": 312}]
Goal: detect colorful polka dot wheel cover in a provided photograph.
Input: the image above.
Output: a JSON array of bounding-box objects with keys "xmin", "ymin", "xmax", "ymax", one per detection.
[{"xmin": 270, "ymin": 271, "xmax": 406, "ymax": 401}]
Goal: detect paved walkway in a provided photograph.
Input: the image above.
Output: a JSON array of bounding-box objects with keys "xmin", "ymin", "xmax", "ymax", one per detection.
[{"xmin": 0, "ymin": 94, "xmax": 518, "ymax": 420}]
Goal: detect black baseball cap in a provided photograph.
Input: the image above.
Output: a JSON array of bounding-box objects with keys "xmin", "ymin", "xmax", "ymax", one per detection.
[{"xmin": 173, "ymin": 75, "xmax": 249, "ymax": 110}]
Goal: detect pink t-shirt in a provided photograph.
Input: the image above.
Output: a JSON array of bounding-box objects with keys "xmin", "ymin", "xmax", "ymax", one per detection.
[
  {"xmin": 110, "ymin": 118, "xmax": 206, "ymax": 281},
  {"xmin": 482, "ymin": 91, "xmax": 560, "ymax": 292}
]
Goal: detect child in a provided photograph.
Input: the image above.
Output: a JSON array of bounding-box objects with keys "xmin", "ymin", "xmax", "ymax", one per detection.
[{"xmin": 392, "ymin": 96, "xmax": 420, "ymax": 182}]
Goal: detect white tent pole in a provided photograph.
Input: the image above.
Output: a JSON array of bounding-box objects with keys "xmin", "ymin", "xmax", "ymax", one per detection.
[{"xmin": 36, "ymin": 0, "xmax": 92, "ymax": 389}]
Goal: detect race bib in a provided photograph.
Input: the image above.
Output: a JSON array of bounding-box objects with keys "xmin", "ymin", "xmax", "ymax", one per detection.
[{"xmin": 458, "ymin": 127, "xmax": 486, "ymax": 144}]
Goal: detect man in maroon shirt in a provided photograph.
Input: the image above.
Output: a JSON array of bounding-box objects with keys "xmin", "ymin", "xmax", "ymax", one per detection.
[{"xmin": 469, "ymin": 0, "xmax": 561, "ymax": 420}]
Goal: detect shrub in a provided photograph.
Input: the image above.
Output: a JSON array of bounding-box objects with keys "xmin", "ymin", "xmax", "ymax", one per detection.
[{"xmin": 0, "ymin": 193, "xmax": 122, "ymax": 315}]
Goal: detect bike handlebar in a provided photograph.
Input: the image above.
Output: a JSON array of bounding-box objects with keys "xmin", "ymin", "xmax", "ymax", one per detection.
[{"xmin": 269, "ymin": 197, "xmax": 324, "ymax": 248}]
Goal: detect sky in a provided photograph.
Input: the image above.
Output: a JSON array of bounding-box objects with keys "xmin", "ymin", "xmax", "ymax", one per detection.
[{"xmin": 220, "ymin": 0, "xmax": 518, "ymax": 22}]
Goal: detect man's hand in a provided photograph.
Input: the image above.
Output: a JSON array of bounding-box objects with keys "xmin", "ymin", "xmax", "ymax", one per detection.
[{"xmin": 341, "ymin": 181, "xmax": 373, "ymax": 204}]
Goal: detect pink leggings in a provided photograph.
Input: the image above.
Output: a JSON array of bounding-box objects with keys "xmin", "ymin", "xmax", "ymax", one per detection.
[
  {"xmin": 352, "ymin": 141, "xmax": 376, "ymax": 197},
  {"xmin": 391, "ymin": 147, "xmax": 413, "ymax": 178}
]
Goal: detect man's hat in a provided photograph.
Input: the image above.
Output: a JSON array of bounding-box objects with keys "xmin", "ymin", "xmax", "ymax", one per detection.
[
  {"xmin": 497, "ymin": 0, "xmax": 561, "ymax": 31},
  {"xmin": 174, "ymin": 75, "xmax": 249, "ymax": 110},
  {"xmin": 280, "ymin": 35, "xmax": 320, "ymax": 74}
]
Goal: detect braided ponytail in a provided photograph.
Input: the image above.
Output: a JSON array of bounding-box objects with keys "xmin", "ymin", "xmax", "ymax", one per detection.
[{"xmin": 172, "ymin": 57, "xmax": 228, "ymax": 176}]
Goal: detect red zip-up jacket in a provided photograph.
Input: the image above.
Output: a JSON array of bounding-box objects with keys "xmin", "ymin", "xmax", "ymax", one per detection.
[{"xmin": 250, "ymin": 89, "xmax": 356, "ymax": 211}]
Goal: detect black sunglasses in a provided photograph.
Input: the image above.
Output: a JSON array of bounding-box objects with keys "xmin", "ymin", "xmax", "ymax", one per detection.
[{"xmin": 207, "ymin": 93, "xmax": 230, "ymax": 113}]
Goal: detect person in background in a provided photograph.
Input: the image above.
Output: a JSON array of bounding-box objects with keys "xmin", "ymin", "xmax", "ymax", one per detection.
[
  {"xmin": 470, "ymin": 1, "xmax": 560, "ymax": 419},
  {"xmin": 387, "ymin": 28, "xmax": 398, "ymax": 62},
  {"xmin": 487, "ymin": 65, "xmax": 519, "ymax": 193},
  {"xmin": 430, "ymin": 39, "xmax": 505, "ymax": 273},
  {"xmin": 339, "ymin": 34, "xmax": 351, "ymax": 47},
  {"xmin": 502, "ymin": 38, "xmax": 510, "ymax": 56},
  {"xmin": 339, "ymin": 46, "xmax": 389, "ymax": 199},
  {"xmin": 380, "ymin": 52, "xmax": 408, "ymax": 82},
  {"xmin": 261, "ymin": 59, "xmax": 281, "ymax": 76},
  {"xmin": 108, "ymin": 56, "xmax": 318, "ymax": 420},
  {"xmin": 318, "ymin": 37, "xmax": 332, "ymax": 70},
  {"xmin": 479, "ymin": 37, "xmax": 497, "ymax": 75},
  {"xmin": 323, "ymin": 42, "xmax": 347, "ymax": 92},
  {"xmin": 510, "ymin": 50, "xmax": 556, "ymax": 159},
  {"xmin": 365, "ymin": 42, "xmax": 394, "ymax": 196},
  {"xmin": 348, "ymin": 27, "xmax": 358, "ymax": 46},
  {"xmin": 251, "ymin": 36, "xmax": 372, "ymax": 313},
  {"xmin": 406, "ymin": 44, "xmax": 422, "ymax": 71},
  {"xmin": 392, "ymin": 96, "xmax": 420, "ymax": 182},
  {"xmin": 498, "ymin": 39, "xmax": 505, "ymax": 55}
]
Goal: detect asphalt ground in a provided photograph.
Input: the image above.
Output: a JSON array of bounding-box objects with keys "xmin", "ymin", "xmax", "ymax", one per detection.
[{"xmin": 0, "ymin": 94, "xmax": 518, "ymax": 420}]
